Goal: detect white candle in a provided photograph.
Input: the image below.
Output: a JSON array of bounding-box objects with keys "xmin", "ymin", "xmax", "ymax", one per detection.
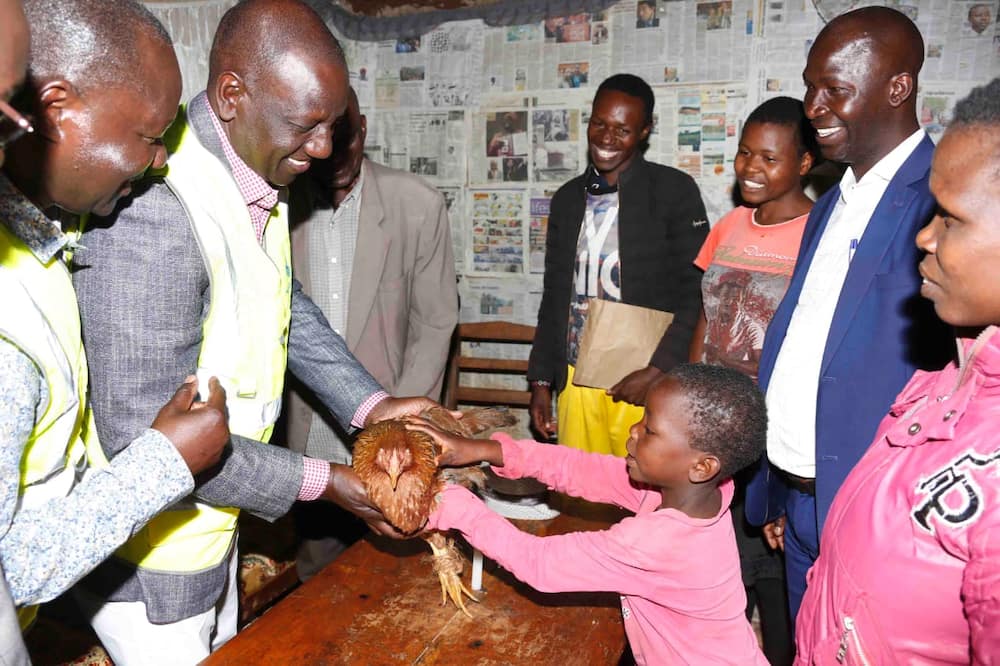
[{"xmin": 471, "ymin": 548, "xmax": 484, "ymax": 591}]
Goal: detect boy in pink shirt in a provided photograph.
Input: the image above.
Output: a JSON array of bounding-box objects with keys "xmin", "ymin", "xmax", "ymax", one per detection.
[{"xmin": 407, "ymin": 364, "xmax": 769, "ymax": 665}]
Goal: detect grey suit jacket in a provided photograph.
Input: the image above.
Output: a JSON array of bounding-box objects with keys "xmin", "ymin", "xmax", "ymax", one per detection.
[
  {"xmin": 72, "ymin": 92, "xmax": 383, "ymax": 622},
  {"xmin": 286, "ymin": 158, "xmax": 458, "ymax": 458}
]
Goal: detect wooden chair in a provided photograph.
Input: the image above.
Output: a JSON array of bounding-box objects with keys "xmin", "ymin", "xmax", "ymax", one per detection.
[{"xmin": 442, "ymin": 321, "xmax": 536, "ymax": 410}]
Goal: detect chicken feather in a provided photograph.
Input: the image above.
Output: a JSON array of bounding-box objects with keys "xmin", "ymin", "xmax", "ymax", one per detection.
[{"xmin": 352, "ymin": 406, "xmax": 515, "ymax": 614}]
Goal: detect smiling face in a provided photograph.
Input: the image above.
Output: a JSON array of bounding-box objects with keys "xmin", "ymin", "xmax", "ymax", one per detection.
[
  {"xmin": 802, "ymin": 32, "xmax": 900, "ymax": 177},
  {"xmin": 625, "ymin": 377, "xmax": 700, "ymax": 489},
  {"xmin": 915, "ymin": 126, "xmax": 1000, "ymax": 327},
  {"xmin": 587, "ymin": 89, "xmax": 650, "ymax": 186},
  {"xmin": 222, "ymin": 49, "xmax": 348, "ymax": 188},
  {"xmin": 44, "ymin": 31, "xmax": 181, "ymax": 215},
  {"xmin": 734, "ymin": 121, "xmax": 812, "ymax": 208}
]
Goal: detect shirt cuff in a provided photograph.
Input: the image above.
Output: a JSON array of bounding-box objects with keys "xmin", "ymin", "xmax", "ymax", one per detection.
[
  {"xmin": 298, "ymin": 457, "xmax": 331, "ymax": 501},
  {"xmin": 351, "ymin": 390, "xmax": 390, "ymax": 428}
]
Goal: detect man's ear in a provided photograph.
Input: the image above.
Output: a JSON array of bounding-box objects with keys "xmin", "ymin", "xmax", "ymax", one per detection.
[
  {"xmin": 213, "ymin": 72, "xmax": 245, "ymax": 122},
  {"xmin": 689, "ymin": 453, "xmax": 722, "ymax": 484},
  {"xmin": 887, "ymin": 72, "xmax": 915, "ymax": 108},
  {"xmin": 359, "ymin": 113, "xmax": 368, "ymax": 146},
  {"xmin": 35, "ymin": 79, "xmax": 77, "ymax": 141}
]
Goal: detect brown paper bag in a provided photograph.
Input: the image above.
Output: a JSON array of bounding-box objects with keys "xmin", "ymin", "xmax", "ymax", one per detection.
[{"xmin": 572, "ymin": 299, "xmax": 674, "ymax": 390}]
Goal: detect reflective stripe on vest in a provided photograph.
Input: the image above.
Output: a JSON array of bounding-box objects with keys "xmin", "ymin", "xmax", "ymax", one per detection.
[{"xmin": 112, "ymin": 109, "xmax": 292, "ymax": 573}]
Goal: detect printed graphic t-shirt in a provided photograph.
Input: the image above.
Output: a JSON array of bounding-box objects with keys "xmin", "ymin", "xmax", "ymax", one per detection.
[
  {"xmin": 567, "ymin": 189, "xmax": 621, "ymax": 365},
  {"xmin": 694, "ymin": 206, "xmax": 808, "ymax": 380}
]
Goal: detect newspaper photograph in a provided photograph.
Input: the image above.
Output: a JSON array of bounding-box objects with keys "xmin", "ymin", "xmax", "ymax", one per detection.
[
  {"xmin": 468, "ymin": 189, "xmax": 527, "ymax": 275},
  {"xmin": 369, "ymin": 109, "xmax": 467, "ymax": 183},
  {"xmin": 425, "ymin": 20, "xmax": 485, "ymax": 108}
]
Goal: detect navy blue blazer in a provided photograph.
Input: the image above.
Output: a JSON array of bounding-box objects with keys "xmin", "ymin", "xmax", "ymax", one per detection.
[{"xmin": 745, "ymin": 135, "xmax": 953, "ymax": 531}]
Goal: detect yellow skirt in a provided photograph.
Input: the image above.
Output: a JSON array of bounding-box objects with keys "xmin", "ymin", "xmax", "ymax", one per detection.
[{"xmin": 556, "ymin": 365, "xmax": 645, "ymax": 458}]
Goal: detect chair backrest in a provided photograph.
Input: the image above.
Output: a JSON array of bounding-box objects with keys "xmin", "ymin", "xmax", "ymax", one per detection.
[{"xmin": 442, "ymin": 321, "xmax": 536, "ymax": 410}]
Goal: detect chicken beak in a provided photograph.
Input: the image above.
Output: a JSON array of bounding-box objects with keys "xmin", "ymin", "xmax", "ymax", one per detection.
[{"xmin": 387, "ymin": 459, "xmax": 402, "ymax": 491}]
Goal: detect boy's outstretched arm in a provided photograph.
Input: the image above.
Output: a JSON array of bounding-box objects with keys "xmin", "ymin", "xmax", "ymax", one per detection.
[{"xmin": 427, "ymin": 484, "xmax": 659, "ymax": 598}]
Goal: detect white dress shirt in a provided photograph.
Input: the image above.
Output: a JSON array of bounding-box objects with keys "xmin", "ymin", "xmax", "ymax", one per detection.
[{"xmin": 766, "ymin": 129, "xmax": 926, "ymax": 477}]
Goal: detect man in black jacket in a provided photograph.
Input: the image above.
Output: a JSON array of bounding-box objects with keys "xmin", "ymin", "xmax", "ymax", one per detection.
[{"xmin": 528, "ymin": 73, "xmax": 708, "ymax": 456}]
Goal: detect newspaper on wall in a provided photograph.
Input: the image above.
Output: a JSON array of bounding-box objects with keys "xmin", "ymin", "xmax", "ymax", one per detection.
[
  {"xmin": 459, "ymin": 275, "xmax": 543, "ymax": 323},
  {"xmin": 467, "ymin": 189, "xmax": 528, "ymax": 275},
  {"xmin": 540, "ymin": 11, "xmax": 613, "ymax": 91},
  {"xmin": 470, "ymin": 102, "xmax": 531, "ymax": 184},
  {"xmin": 612, "ymin": 0, "xmax": 756, "ymax": 85},
  {"xmin": 373, "ymin": 20, "xmax": 485, "ymax": 110},
  {"xmin": 369, "ymin": 109, "xmax": 467, "ymax": 183},
  {"xmin": 483, "ymin": 23, "xmax": 545, "ymax": 93},
  {"xmin": 425, "ymin": 20, "xmax": 486, "ymax": 108}
]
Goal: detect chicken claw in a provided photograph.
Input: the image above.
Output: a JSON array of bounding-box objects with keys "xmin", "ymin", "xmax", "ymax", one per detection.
[{"xmin": 426, "ymin": 533, "xmax": 479, "ymax": 617}]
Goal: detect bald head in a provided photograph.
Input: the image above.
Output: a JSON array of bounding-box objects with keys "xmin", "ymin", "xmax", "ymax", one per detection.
[
  {"xmin": 207, "ymin": 0, "xmax": 350, "ymax": 187},
  {"xmin": 6, "ymin": 0, "xmax": 181, "ymax": 214},
  {"xmin": 803, "ymin": 6, "xmax": 924, "ymax": 178},
  {"xmin": 209, "ymin": 0, "xmax": 345, "ymax": 87},
  {"xmin": 22, "ymin": 0, "xmax": 173, "ymax": 97},
  {"xmin": 818, "ymin": 7, "xmax": 924, "ymax": 83}
]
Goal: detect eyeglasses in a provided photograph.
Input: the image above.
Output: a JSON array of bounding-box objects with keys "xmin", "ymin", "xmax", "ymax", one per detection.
[{"xmin": 0, "ymin": 99, "xmax": 33, "ymax": 150}]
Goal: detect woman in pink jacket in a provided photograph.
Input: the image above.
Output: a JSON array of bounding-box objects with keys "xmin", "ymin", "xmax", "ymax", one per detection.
[{"xmin": 795, "ymin": 78, "xmax": 1000, "ymax": 663}]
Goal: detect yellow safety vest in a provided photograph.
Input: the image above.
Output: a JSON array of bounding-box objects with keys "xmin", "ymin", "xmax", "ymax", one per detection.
[
  {"xmin": 0, "ymin": 221, "xmax": 107, "ymax": 629},
  {"xmin": 112, "ymin": 110, "xmax": 292, "ymax": 573}
]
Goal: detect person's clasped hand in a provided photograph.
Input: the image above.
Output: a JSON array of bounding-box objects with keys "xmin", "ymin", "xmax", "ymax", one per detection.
[{"xmin": 151, "ymin": 375, "xmax": 229, "ymax": 475}]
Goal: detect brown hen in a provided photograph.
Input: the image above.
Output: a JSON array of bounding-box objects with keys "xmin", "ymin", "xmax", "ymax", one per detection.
[{"xmin": 352, "ymin": 406, "xmax": 515, "ymax": 614}]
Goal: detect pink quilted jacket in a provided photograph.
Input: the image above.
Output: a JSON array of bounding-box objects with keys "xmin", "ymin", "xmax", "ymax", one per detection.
[{"xmin": 795, "ymin": 326, "xmax": 1000, "ymax": 664}]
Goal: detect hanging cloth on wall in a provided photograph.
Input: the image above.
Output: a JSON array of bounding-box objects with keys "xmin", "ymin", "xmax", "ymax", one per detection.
[{"xmin": 305, "ymin": 0, "xmax": 619, "ymax": 42}]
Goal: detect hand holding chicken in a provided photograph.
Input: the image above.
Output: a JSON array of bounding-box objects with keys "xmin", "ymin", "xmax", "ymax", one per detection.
[{"xmin": 352, "ymin": 406, "xmax": 515, "ymax": 614}]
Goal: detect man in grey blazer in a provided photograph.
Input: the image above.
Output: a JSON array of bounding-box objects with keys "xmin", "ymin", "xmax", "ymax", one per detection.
[
  {"xmin": 71, "ymin": 0, "xmax": 443, "ymax": 662},
  {"xmin": 287, "ymin": 87, "xmax": 458, "ymax": 578}
]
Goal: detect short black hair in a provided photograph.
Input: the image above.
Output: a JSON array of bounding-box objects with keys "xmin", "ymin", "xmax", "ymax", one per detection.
[
  {"xmin": 745, "ymin": 96, "xmax": 819, "ymax": 160},
  {"xmin": 948, "ymin": 77, "xmax": 1000, "ymax": 172},
  {"xmin": 969, "ymin": 3, "xmax": 992, "ymax": 19},
  {"xmin": 22, "ymin": 0, "xmax": 171, "ymax": 95},
  {"xmin": 596, "ymin": 73, "xmax": 654, "ymax": 127},
  {"xmin": 667, "ymin": 363, "xmax": 767, "ymax": 480},
  {"xmin": 950, "ymin": 77, "xmax": 1000, "ymax": 128}
]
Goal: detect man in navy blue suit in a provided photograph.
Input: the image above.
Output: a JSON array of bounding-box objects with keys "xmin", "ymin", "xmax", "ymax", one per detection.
[{"xmin": 745, "ymin": 6, "xmax": 953, "ymax": 621}]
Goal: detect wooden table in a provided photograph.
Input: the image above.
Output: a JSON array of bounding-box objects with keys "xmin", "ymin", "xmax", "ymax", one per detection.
[{"xmin": 204, "ymin": 496, "xmax": 627, "ymax": 665}]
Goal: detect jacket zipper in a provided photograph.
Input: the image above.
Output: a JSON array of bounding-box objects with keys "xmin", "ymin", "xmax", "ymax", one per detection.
[{"xmin": 836, "ymin": 616, "xmax": 871, "ymax": 666}]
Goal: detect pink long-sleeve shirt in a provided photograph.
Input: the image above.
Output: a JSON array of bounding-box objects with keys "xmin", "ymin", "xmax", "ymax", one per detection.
[{"xmin": 428, "ymin": 434, "xmax": 766, "ymax": 665}]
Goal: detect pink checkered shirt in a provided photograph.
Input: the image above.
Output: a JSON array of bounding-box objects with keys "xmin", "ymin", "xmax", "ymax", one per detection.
[
  {"xmin": 297, "ymin": 390, "xmax": 389, "ymax": 500},
  {"xmin": 204, "ymin": 97, "xmax": 277, "ymax": 245}
]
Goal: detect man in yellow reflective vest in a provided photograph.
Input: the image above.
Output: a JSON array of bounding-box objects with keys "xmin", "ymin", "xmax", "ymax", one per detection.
[
  {"xmin": 0, "ymin": 0, "xmax": 231, "ymax": 658},
  {"xmin": 72, "ymin": 0, "xmax": 449, "ymax": 662}
]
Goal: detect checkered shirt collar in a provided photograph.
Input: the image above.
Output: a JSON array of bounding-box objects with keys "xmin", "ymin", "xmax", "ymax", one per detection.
[{"xmin": 203, "ymin": 96, "xmax": 278, "ymax": 213}]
